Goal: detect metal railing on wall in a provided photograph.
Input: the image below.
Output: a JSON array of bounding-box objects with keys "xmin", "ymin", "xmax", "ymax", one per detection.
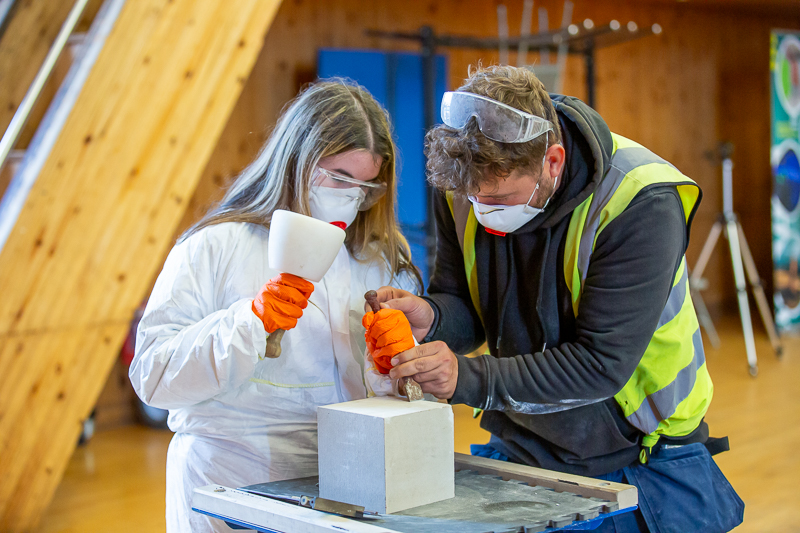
[
  {"xmin": 0, "ymin": 0, "xmax": 19, "ymax": 40},
  {"xmin": 0, "ymin": 0, "xmax": 90, "ymax": 171},
  {"xmin": 0, "ymin": 0, "xmax": 127, "ymax": 252}
]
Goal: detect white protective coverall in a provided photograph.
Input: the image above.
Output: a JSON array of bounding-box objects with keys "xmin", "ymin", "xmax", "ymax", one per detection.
[{"xmin": 129, "ymin": 221, "xmax": 414, "ymax": 532}]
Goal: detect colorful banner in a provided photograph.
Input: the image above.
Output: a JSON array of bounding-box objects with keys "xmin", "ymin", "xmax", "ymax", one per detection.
[{"xmin": 771, "ymin": 31, "xmax": 800, "ymax": 332}]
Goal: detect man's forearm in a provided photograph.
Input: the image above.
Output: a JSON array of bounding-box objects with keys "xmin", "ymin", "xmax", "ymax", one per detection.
[
  {"xmin": 448, "ymin": 187, "xmax": 687, "ymax": 412},
  {"xmin": 449, "ymin": 344, "xmax": 637, "ymax": 412},
  {"xmin": 424, "ymin": 292, "xmax": 485, "ymax": 355}
]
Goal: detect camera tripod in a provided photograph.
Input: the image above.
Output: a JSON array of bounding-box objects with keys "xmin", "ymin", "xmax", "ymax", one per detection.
[{"xmin": 690, "ymin": 143, "xmax": 783, "ymax": 377}]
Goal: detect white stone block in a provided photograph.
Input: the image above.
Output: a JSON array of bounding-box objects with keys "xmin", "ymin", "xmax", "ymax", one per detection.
[{"xmin": 317, "ymin": 396, "xmax": 454, "ymax": 514}]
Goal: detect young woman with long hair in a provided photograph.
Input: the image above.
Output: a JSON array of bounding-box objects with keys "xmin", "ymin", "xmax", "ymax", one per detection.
[{"xmin": 129, "ymin": 79, "xmax": 421, "ymax": 532}]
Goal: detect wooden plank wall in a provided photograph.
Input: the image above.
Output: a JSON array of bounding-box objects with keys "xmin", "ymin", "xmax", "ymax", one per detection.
[
  {"xmin": 16, "ymin": 0, "xmax": 787, "ymax": 497},
  {"xmin": 0, "ymin": 0, "xmax": 283, "ymax": 530},
  {"xmin": 180, "ymin": 0, "xmax": 800, "ymax": 319},
  {"xmin": 90, "ymin": 0, "xmax": 800, "ymax": 431}
]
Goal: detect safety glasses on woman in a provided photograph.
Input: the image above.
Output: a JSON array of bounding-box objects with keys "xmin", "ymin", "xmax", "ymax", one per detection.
[{"xmin": 309, "ymin": 167, "xmax": 387, "ymax": 229}]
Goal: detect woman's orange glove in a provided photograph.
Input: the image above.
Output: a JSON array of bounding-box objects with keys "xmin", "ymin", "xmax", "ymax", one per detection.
[
  {"xmin": 252, "ymin": 273, "xmax": 314, "ymax": 333},
  {"xmin": 362, "ymin": 309, "xmax": 416, "ymax": 375}
]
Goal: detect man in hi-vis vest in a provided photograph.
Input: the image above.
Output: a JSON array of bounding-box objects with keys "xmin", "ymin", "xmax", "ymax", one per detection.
[{"xmin": 370, "ymin": 66, "xmax": 744, "ymax": 532}]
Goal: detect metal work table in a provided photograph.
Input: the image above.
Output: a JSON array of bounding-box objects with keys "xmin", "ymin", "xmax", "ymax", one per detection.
[{"xmin": 192, "ymin": 453, "xmax": 638, "ymax": 533}]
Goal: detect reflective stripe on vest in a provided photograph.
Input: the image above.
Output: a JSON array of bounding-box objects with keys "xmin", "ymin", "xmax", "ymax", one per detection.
[
  {"xmin": 567, "ymin": 133, "xmax": 711, "ymax": 447},
  {"xmin": 445, "ymin": 191, "xmax": 482, "ymax": 323},
  {"xmin": 445, "ymin": 132, "xmax": 712, "ymax": 448}
]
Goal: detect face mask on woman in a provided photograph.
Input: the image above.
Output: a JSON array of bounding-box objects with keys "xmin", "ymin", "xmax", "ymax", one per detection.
[
  {"xmin": 307, "ymin": 166, "xmax": 386, "ymax": 229},
  {"xmin": 308, "ymin": 185, "xmax": 366, "ymax": 229}
]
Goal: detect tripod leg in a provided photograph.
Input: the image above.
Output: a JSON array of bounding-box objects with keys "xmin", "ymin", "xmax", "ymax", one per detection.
[
  {"xmin": 736, "ymin": 222, "xmax": 783, "ymax": 357},
  {"xmin": 690, "ymin": 221, "xmax": 723, "ymax": 346},
  {"xmin": 691, "ymin": 281, "xmax": 721, "ymax": 348},
  {"xmin": 691, "ymin": 221, "xmax": 724, "ymax": 283},
  {"xmin": 726, "ymin": 220, "xmax": 759, "ymax": 376}
]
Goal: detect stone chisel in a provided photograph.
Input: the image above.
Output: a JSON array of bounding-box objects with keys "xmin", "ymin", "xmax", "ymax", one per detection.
[{"xmin": 364, "ymin": 290, "xmax": 424, "ymax": 402}]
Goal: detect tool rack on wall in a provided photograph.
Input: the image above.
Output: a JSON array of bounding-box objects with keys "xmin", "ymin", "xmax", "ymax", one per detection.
[{"xmin": 366, "ymin": 19, "xmax": 662, "ymax": 281}]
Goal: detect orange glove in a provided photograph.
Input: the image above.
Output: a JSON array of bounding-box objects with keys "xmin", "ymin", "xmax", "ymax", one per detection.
[
  {"xmin": 252, "ymin": 273, "xmax": 314, "ymax": 333},
  {"xmin": 362, "ymin": 309, "xmax": 416, "ymax": 375}
]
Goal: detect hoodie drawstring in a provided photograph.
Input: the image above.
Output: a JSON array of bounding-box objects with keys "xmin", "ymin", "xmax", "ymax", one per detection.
[
  {"xmin": 496, "ymin": 236, "xmax": 516, "ymax": 351},
  {"xmin": 535, "ymin": 228, "xmax": 552, "ymax": 350},
  {"xmin": 495, "ymin": 227, "xmax": 551, "ymax": 354}
]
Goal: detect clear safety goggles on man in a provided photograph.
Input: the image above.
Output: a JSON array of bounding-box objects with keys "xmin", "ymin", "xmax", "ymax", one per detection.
[
  {"xmin": 311, "ymin": 167, "xmax": 387, "ymax": 211},
  {"xmin": 440, "ymin": 91, "xmax": 553, "ymax": 143},
  {"xmin": 440, "ymin": 91, "xmax": 558, "ymax": 234}
]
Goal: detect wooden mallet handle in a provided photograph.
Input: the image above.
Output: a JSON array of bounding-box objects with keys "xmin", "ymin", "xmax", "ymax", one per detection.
[
  {"xmin": 264, "ymin": 329, "xmax": 285, "ymax": 358},
  {"xmin": 264, "ymin": 277, "xmax": 311, "ymax": 358}
]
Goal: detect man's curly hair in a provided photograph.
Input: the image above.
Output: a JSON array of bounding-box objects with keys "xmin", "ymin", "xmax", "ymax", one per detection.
[{"xmin": 425, "ymin": 65, "xmax": 561, "ymax": 196}]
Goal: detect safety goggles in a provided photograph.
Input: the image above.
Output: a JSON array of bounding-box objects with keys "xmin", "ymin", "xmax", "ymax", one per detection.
[
  {"xmin": 312, "ymin": 167, "xmax": 387, "ymax": 211},
  {"xmin": 440, "ymin": 91, "xmax": 553, "ymax": 143}
]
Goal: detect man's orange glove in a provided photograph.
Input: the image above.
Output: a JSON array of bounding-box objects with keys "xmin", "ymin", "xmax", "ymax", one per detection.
[
  {"xmin": 252, "ymin": 273, "xmax": 314, "ymax": 333},
  {"xmin": 362, "ymin": 309, "xmax": 416, "ymax": 374}
]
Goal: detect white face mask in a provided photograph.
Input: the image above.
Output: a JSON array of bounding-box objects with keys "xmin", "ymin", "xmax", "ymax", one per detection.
[
  {"xmin": 308, "ymin": 185, "xmax": 366, "ymax": 229},
  {"xmin": 469, "ymin": 173, "xmax": 558, "ymax": 235},
  {"xmin": 469, "ymin": 145, "xmax": 558, "ymax": 235}
]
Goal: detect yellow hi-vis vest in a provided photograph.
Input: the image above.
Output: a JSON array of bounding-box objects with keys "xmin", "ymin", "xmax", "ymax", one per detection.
[{"xmin": 445, "ymin": 133, "xmax": 713, "ymax": 453}]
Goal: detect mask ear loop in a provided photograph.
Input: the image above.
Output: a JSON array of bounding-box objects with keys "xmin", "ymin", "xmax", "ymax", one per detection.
[
  {"xmin": 525, "ymin": 181, "xmax": 541, "ymax": 209},
  {"xmin": 540, "ymin": 134, "xmax": 561, "ymax": 211},
  {"xmin": 523, "ymin": 134, "xmax": 552, "ymax": 214}
]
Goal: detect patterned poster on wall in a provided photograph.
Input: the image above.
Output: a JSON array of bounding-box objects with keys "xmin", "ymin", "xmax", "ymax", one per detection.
[{"xmin": 772, "ymin": 30, "xmax": 800, "ymax": 332}]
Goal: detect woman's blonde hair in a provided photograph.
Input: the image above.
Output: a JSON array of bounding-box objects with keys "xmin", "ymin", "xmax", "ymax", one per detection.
[{"xmin": 184, "ymin": 78, "xmax": 422, "ymax": 291}]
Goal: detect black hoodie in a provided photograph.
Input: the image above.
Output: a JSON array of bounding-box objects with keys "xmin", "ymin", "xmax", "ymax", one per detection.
[{"xmin": 424, "ymin": 95, "xmax": 707, "ymax": 476}]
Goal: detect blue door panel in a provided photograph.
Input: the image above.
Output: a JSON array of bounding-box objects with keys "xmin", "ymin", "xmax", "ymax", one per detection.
[{"xmin": 318, "ymin": 48, "xmax": 448, "ymax": 288}]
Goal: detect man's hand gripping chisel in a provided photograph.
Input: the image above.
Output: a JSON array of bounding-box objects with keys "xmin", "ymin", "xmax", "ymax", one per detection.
[{"xmin": 364, "ymin": 290, "xmax": 424, "ymax": 402}]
